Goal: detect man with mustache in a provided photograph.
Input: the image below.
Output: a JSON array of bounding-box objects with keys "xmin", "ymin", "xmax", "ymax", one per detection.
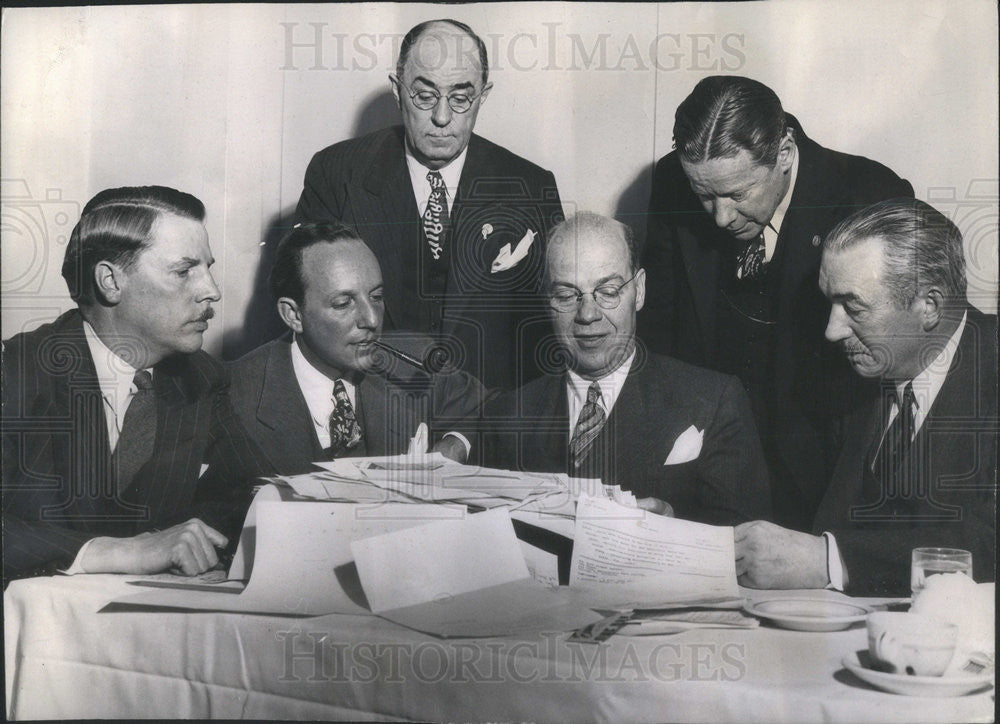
[
  {"xmin": 3, "ymin": 186, "xmax": 269, "ymax": 581},
  {"xmin": 639, "ymin": 76, "xmax": 913, "ymax": 531},
  {"xmin": 295, "ymin": 19, "xmax": 563, "ymax": 392},
  {"xmin": 736, "ymin": 199, "xmax": 996, "ymax": 595},
  {"xmin": 228, "ymin": 222, "xmax": 482, "ymax": 473}
]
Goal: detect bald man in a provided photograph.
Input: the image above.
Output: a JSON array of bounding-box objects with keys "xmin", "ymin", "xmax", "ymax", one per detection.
[{"xmin": 296, "ymin": 19, "xmax": 563, "ymax": 392}]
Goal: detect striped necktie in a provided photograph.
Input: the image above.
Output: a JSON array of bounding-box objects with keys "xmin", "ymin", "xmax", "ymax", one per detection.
[{"xmin": 569, "ymin": 382, "xmax": 606, "ymax": 469}]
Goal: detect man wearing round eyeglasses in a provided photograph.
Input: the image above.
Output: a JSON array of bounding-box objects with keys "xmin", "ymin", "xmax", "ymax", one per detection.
[
  {"xmin": 296, "ymin": 19, "xmax": 563, "ymax": 393},
  {"xmin": 474, "ymin": 212, "xmax": 772, "ymax": 530}
]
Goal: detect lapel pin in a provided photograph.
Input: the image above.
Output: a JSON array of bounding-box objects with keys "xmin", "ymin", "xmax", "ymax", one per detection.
[
  {"xmin": 812, "ymin": 235, "xmax": 821, "ymax": 247},
  {"xmin": 481, "ymin": 223, "xmax": 494, "ymax": 240}
]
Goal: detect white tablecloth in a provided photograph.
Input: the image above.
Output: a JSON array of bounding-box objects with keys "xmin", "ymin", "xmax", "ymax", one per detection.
[{"xmin": 4, "ymin": 575, "xmax": 994, "ymax": 722}]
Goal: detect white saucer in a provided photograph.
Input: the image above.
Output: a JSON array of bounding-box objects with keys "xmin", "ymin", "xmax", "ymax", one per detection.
[
  {"xmin": 743, "ymin": 597, "xmax": 871, "ymax": 631},
  {"xmin": 842, "ymin": 654, "xmax": 994, "ymax": 697}
]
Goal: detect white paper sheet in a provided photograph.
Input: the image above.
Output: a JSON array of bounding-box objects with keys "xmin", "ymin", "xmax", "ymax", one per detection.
[
  {"xmin": 350, "ymin": 508, "xmax": 601, "ymax": 636},
  {"xmin": 569, "ymin": 494, "xmax": 739, "ymax": 607},
  {"xmin": 115, "ymin": 500, "xmax": 462, "ymax": 615}
]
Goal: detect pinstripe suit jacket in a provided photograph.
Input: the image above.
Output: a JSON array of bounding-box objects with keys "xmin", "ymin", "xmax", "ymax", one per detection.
[{"xmin": 2, "ymin": 309, "xmax": 272, "ymax": 580}]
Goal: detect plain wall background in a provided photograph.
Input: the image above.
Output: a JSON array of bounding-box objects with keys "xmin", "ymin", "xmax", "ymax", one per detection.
[{"xmin": 3, "ymin": 1, "xmax": 997, "ymax": 359}]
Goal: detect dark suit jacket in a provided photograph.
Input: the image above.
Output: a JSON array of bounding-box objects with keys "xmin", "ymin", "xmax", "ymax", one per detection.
[
  {"xmin": 295, "ymin": 126, "xmax": 564, "ymax": 392},
  {"xmin": 475, "ymin": 353, "xmax": 772, "ymax": 526},
  {"xmin": 228, "ymin": 336, "xmax": 485, "ymax": 475},
  {"xmin": 813, "ymin": 309, "xmax": 997, "ymax": 596},
  {"xmin": 2, "ymin": 310, "xmax": 271, "ymax": 580},
  {"xmin": 639, "ymin": 116, "xmax": 914, "ymax": 530}
]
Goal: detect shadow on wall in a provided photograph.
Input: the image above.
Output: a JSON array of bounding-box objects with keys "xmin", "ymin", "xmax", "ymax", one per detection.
[
  {"xmin": 223, "ymin": 206, "xmax": 297, "ymax": 360},
  {"xmin": 221, "ymin": 89, "xmax": 401, "ymax": 361},
  {"xmin": 614, "ymin": 161, "xmax": 654, "ymax": 257}
]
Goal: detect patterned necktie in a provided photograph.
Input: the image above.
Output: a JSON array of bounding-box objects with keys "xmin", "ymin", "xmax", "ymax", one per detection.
[
  {"xmin": 569, "ymin": 382, "xmax": 606, "ymax": 469},
  {"xmin": 422, "ymin": 171, "xmax": 449, "ymax": 264},
  {"xmin": 327, "ymin": 379, "xmax": 362, "ymax": 459},
  {"xmin": 736, "ymin": 232, "xmax": 766, "ymax": 281},
  {"xmin": 874, "ymin": 382, "xmax": 917, "ymax": 494},
  {"xmin": 113, "ymin": 369, "xmax": 156, "ymax": 493}
]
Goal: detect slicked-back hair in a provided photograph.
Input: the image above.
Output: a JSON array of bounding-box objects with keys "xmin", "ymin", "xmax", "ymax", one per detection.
[
  {"xmin": 825, "ymin": 198, "xmax": 968, "ymax": 308},
  {"xmin": 396, "ymin": 19, "xmax": 489, "ymax": 87},
  {"xmin": 673, "ymin": 76, "xmax": 788, "ymax": 166},
  {"xmin": 269, "ymin": 221, "xmax": 367, "ymax": 304},
  {"xmin": 545, "ymin": 212, "xmax": 639, "ymax": 284},
  {"xmin": 61, "ymin": 186, "xmax": 205, "ymax": 305}
]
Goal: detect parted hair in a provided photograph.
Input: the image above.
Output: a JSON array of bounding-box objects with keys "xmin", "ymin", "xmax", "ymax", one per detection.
[
  {"xmin": 825, "ymin": 198, "xmax": 968, "ymax": 307},
  {"xmin": 269, "ymin": 221, "xmax": 366, "ymax": 304},
  {"xmin": 397, "ymin": 19, "xmax": 489, "ymax": 86},
  {"xmin": 61, "ymin": 186, "xmax": 205, "ymax": 304},
  {"xmin": 673, "ymin": 76, "xmax": 789, "ymax": 166}
]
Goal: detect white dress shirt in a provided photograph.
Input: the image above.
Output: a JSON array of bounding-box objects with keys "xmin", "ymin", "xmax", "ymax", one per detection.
[
  {"xmin": 290, "ymin": 336, "xmax": 358, "ymax": 450},
  {"xmin": 825, "ymin": 312, "xmax": 968, "ymax": 590},
  {"xmin": 762, "ymin": 146, "xmax": 800, "ymax": 261},
  {"xmin": 404, "ymin": 142, "xmax": 467, "ymax": 216},
  {"xmin": 83, "ymin": 320, "xmax": 153, "ymax": 452},
  {"xmin": 565, "ymin": 350, "xmax": 636, "ymax": 435}
]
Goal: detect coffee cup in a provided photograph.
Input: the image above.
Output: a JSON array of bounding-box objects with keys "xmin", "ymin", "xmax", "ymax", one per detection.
[{"xmin": 867, "ymin": 612, "xmax": 957, "ymax": 676}]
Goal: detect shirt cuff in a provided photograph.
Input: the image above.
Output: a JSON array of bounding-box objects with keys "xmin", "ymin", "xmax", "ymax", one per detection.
[
  {"xmin": 442, "ymin": 431, "xmax": 472, "ymax": 458},
  {"xmin": 822, "ymin": 531, "xmax": 846, "ymax": 591},
  {"xmin": 60, "ymin": 538, "xmax": 97, "ymax": 575}
]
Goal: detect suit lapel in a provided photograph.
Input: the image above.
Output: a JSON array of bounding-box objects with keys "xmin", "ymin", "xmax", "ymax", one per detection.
[
  {"xmin": 357, "ymin": 374, "xmax": 390, "ymax": 457},
  {"xmin": 346, "ymin": 128, "xmax": 419, "ymax": 329},
  {"xmin": 255, "ymin": 342, "xmax": 324, "ymax": 468},
  {"xmin": 519, "ymin": 374, "xmax": 569, "ymax": 471}
]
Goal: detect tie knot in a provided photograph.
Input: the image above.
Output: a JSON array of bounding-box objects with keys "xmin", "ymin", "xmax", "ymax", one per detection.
[
  {"xmin": 132, "ymin": 370, "xmax": 153, "ymax": 391},
  {"xmin": 332, "ymin": 378, "xmax": 350, "ymax": 402},
  {"xmin": 897, "ymin": 382, "xmax": 916, "ymax": 410},
  {"xmin": 586, "ymin": 381, "xmax": 602, "ymax": 406},
  {"xmin": 426, "ymin": 170, "xmax": 445, "ymax": 189}
]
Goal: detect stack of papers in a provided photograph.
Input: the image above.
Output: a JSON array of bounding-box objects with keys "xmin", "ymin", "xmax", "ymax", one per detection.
[{"xmin": 111, "ymin": 466, "xmax": 744, "ymax": 638}]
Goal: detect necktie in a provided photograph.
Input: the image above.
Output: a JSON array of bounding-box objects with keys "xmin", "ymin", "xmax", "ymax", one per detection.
[
  {"xmin": 874, "ymin": 382, "xmax": 917, "ymax": 495},
  {"xmin": 569, "ymin": 382, "xmax": 606, "ymax": 469},
  {"xmin": 736, "ymin": 232, "xmax": 766, "ymax": 281},
  {"xmin": 113, "ymin": 370, "xmax": 156, "ymax": 493},
  {"xmin": 422, "ymin": 171, "xmax": 449, "ymax": 264},
  {"xmin": 327, "ymin": 379, "xmax": 362, "ymax": 459}
]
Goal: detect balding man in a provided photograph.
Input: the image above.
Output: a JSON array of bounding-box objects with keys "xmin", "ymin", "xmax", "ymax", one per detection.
[
  {"xmin": 639, "ymin": 76, "xmax": 913, "ymax": 531},
  {"xmin": 736, "ymin": 199, "xmax": 996, "ymax": 596},
  {"xmin": 296, "ymin": 19, "xmax": 563, "ymax": 392},
  {"xmin": 474, "ymin": 212, "xmax": 772, "ymax": 527}
]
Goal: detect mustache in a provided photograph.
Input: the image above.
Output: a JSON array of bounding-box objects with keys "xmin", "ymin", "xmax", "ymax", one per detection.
[{"xmin": 194, "ymin": 308, "xmax": 215, "ymax": 323}]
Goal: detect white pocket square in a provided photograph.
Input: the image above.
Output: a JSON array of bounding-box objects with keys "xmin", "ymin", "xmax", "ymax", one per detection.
[
  {"xmin": 664, "ymin": 425, "xmax": 703, "ymax": 465},
  {"xmin": 199, "ymin": 463, "xmax": 210, "ymax": 479},
  {"xmin": 491, "ymin": 229, "xmax": 536, "ymax": 273}
]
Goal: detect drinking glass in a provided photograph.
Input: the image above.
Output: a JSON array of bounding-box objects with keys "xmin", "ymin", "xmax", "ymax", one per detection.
[{"xmin": 910, "ymin": 547, "xmax": 972, "ymax": 599}]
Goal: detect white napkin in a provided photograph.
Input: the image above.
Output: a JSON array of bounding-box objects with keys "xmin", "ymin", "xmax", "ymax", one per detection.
[{"xmin": 910, "ymin": 573, "xmax": 994, "ymax": 672}]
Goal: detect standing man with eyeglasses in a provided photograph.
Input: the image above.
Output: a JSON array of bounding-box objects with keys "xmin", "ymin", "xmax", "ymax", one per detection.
[
  {"xmin": 472, "ymin": 212, "xmax": 772, "ymax": 527},
  {"xmin": 638, "ymin": 76, "xmax": 913, "ymax": 531},
  {"xmin": 296, "ymin": 19, "xmax": 563, "ymax": 392}
]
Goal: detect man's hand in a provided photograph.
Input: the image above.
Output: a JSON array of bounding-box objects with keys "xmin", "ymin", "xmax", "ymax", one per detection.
[
  {"xmin": 735, "ymin": 520, "xmax": 828, "ymax": 589},
  {"xmin": 81, "ymin": 519, "xmax": 228, "ymax": 575},
  {"xmin": 636, "ymin": 497, "xmax": 674, "ymax": 517}
]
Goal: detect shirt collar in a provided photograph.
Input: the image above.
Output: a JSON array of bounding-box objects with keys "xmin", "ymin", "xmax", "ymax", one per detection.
[
  {"xmin": 896, "ymin": 311, "xmax": 967, "ymax": 428},
  {"xmin": 768, "ymin": 145, "xmax": 799, "ymax": 237},
  {"xmin": 82, "ymin": 319, "xmax": 149, "ymax": 411},
  {"xmin": 566, "ymin": 349, "xmax": 636, "ymax": 414},
  {"xmin": 404, "ymin": 141, "xmax": 468, "ymax": 202},
  {"xmin": 290, "ymin": 336, "xmax": 357, "ymax": 409}
]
